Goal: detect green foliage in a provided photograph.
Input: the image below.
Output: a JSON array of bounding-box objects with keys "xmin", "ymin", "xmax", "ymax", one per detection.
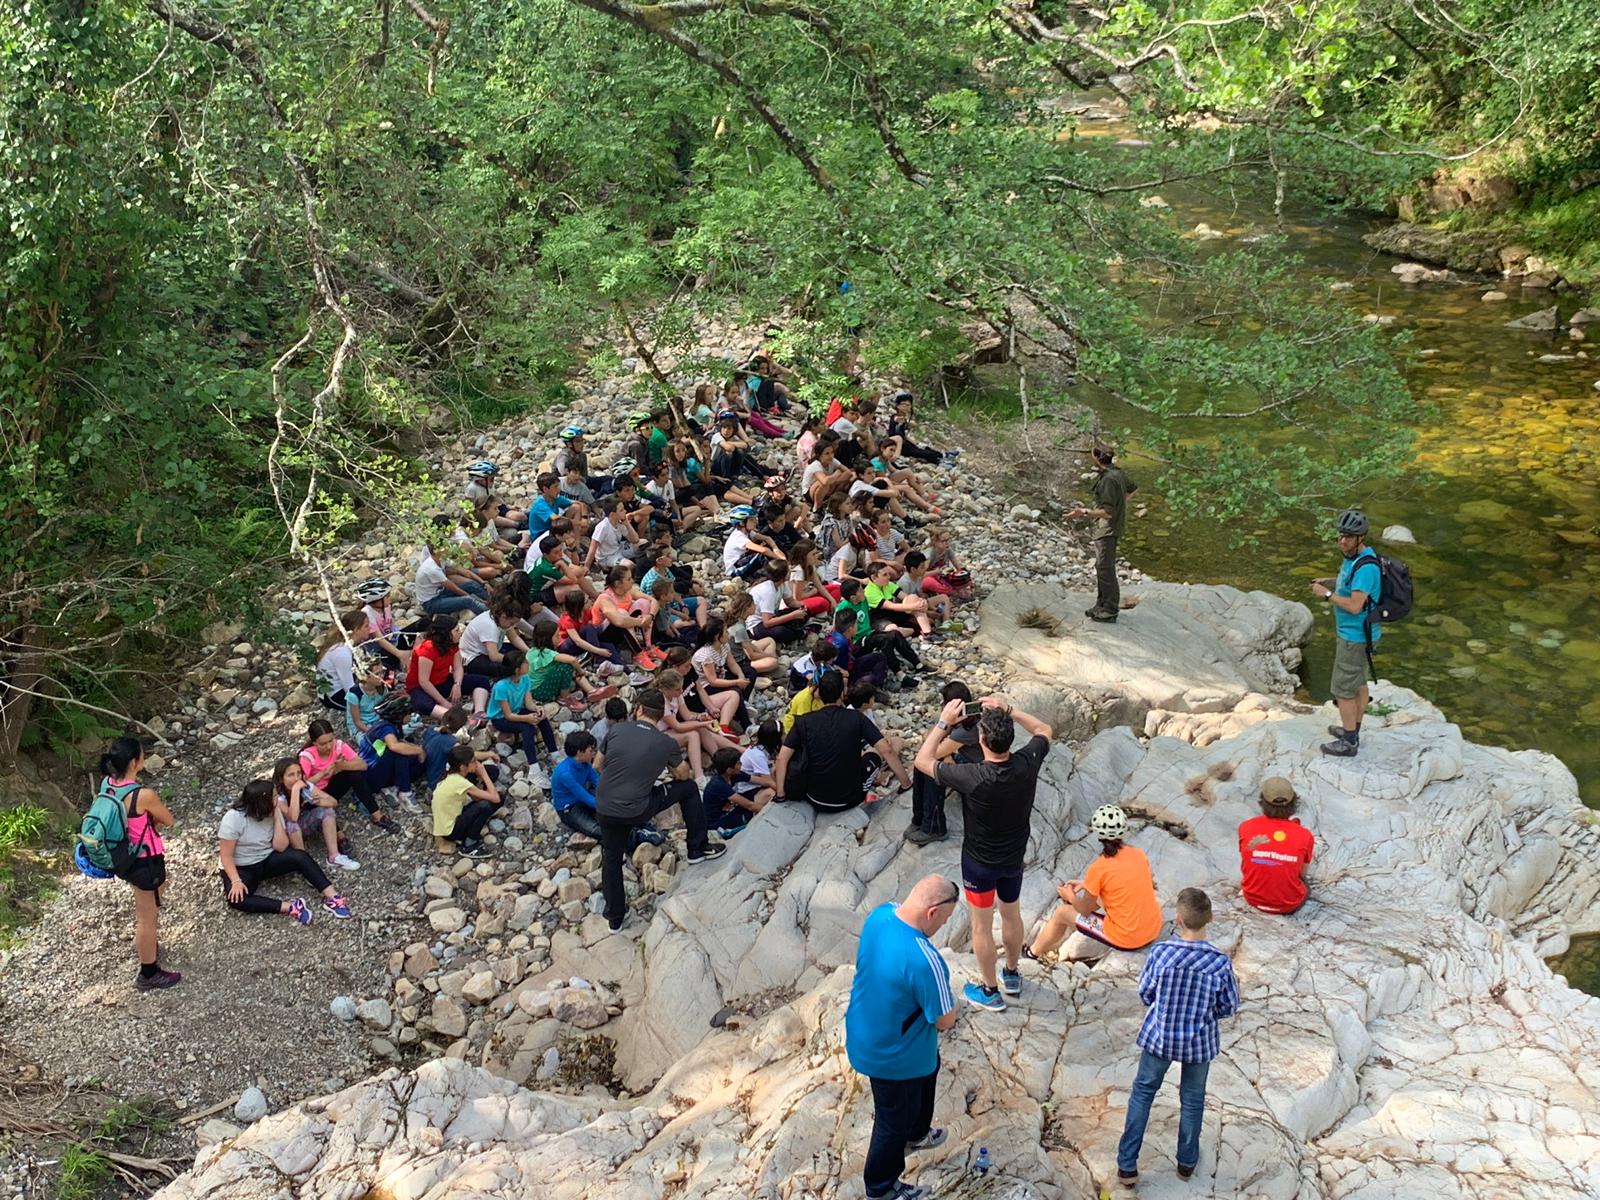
[
  {"xmin": 0, "ymin": 804, "xmax": 47, "ymax": 855},
  {"xmin": 56, "ymin": 1143, "xmax": 112, "ymax": 1200}
]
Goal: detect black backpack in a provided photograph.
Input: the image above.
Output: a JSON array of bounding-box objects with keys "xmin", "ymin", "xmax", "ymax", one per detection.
[{"xmin": 1351, "ymin": 551, "xmax": 1414, "ymax": 626}]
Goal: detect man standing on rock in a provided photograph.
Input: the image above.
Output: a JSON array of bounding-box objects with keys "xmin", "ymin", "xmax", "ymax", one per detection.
[
  {"xmin": 1310, "ymin": 508, "xmax": 1381, "ymax": 758},
  {"xmin": 914, "ymin": 695, "xmax": 1053, "ymax": 1012},
  {"xmin": 845, "ymin": 874, "xmax": 961, "ymax": 1200},
  {"xmin": 595, "ymin": 689, "xmax": 725, "ymax": 932},
  {"xmin": 1066, "ymin": 445, "xmax": 1136, "ymax": 623}
]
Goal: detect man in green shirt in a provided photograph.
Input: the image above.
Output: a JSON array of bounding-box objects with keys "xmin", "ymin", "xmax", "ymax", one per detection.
[{"xmin": 1066, "ymin": 445, "xmax": 1137, "ymax": 623}]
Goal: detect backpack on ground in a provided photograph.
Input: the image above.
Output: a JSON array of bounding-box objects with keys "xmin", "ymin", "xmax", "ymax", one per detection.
[{"xmin": 76, "ymin": 780, "xmax": 139, "ymax": 876}]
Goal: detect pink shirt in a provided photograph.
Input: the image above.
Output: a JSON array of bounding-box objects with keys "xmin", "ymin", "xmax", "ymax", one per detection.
[
  {"xmin": 299, "ymin": 741, "xmax": 358, "ymax": 787},
  {"xmin": 110, "ymin": 779, "xmax": 165, "ymax": 856}
]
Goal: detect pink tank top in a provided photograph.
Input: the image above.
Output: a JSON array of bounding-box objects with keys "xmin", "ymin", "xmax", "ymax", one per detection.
[{"xmin": 110, "ymin": 779, "xmax": 165, "ymax": 856}]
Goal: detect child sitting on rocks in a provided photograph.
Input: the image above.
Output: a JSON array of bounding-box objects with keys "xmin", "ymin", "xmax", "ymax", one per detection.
[
  {"xmin": 271, "ymin": 757, "xmax": 359, "ymax": 872},
  {"xmin": 702, "ymin": 746, "xmax": 772, "ymax": 837},
  {"xmin": 432, "ymin": 743, "xmax": 504, "ymax": 859}
]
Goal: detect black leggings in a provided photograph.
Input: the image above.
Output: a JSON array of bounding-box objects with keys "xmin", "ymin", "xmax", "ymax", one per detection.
[
  {"xmin": 449, "ymin": 799, "xmax": 500, "ymax": 844},
  {"xmin": 866, "ymin": 628, "xmax": 920, "ymax": 670},
  {"xmin": 899, "ymin": 437, "xmax": 943, "ymax": 464},
  {"xmin": 323, "ymin": 771, "xmax": 380, "ymax": 818},
  {"xmin": 222, "ymin": 850, "xmax": 331, "ymax": 915}
]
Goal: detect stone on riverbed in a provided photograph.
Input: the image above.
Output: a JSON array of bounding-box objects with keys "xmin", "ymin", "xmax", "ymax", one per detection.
[{"xmin": 1504, "ymin": 305, "xmax": 1560, "ymax": 332}]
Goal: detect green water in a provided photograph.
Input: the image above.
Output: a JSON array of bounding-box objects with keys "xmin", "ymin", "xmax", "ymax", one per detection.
[
  {"xmin": 1549, "ymin": 934, "xmax": 1600, "ymax": 998},
  {"xmin": 1055, "ymin": 107, "xmax": 1600, "ymax": 806}
]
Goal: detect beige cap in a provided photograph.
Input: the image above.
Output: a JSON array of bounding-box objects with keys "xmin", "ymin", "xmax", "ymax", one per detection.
[{"xmin": 1260, "ymin": 776, "xmax": 1297, "ymax": 804}]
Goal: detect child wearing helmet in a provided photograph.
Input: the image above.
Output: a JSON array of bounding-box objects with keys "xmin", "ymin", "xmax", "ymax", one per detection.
[
  {"xmin": 722, "ymin": 504, "xmax": 786, "ymax": 580},
  {"xmin": 464, "ymin": 461, "xmax": 527, "ymax": 536},
  {"xmin": 356, "ymin": 577, "xmax": 422, "ymax": 673},
  {"xmin": 1029, "ymin": 805, "xmax": 1163, "ymax": 963}
]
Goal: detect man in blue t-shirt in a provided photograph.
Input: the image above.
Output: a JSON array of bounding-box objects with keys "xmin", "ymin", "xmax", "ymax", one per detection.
[
  {"xmin": 1311, "ymin": 508, "xmax": 1383, "ymax": 758},
  {"xmin": 845, "ymin": 875, "xmax": 961, "ymax": 1200}
]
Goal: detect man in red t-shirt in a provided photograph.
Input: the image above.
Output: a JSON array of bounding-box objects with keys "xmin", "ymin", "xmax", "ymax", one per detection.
[{"xmin": 1238, "ymin": 777, "xmax": 1315, "ymax": 914}]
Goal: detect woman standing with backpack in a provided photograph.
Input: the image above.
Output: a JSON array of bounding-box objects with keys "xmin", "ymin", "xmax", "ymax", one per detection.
[{"xmin": 91, "ymin": 737, "xmax": 180, "ymax": 991}]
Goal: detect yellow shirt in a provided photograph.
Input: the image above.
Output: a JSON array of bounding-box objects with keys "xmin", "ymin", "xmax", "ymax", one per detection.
[
  {"xmin": 782, "ymin": 686, "xmax": 823, "ymax": 733},
  {"xmin": 432, "ymin": 774, "xmax": 473, "ymax": 837}
]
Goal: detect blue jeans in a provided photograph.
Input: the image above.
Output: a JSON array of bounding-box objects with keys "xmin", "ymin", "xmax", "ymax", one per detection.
[
  {"xmin": 423, "ymin": 584, "xmax": 487, "ymax": 616},
  {"xmin": 1117, "ymin": 1049, "xmax": 1210, "ymax": 1173}
]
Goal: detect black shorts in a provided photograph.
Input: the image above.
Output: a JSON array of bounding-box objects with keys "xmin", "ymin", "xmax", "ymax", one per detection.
[
  {"xmin": 961, "ymin": 853, "xmax": 1022, "ymax": 907},
  {"xmin": 120, "ymin": 853, "xmax": 167, "ymax": 894}
]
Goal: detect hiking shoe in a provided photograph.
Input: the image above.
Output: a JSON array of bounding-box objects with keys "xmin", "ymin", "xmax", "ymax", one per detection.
[
  {"xmin": 634, "ymin": 824, "xmax": 665, "ymax": 847},
  {"xmin": 1000, "ymin": 966, "xmax": 1022, "ymax": 996},
  {"xmin": 1320, "ymin": 737, "xmax": 1359, "ymax": 758},
  {"xmin": 323, "ymin": 894, "xmax": 353, "ymax": 919},
  {"xmin": 889, "ymin": 1185, "xmax": 929, "ymax": 1200},
  {"xmin": 688, "ymin": 842, "xmax": 727, "ymax": 865},
  {"xmin": 287, "ymin": 897, "xmax": 313, "ymax": 926},
  {"xmin": 135, "ymin": 967, "xmax": 183, "ymax": 992},
  {"xmin": 1118, "ymin": 1169, "xmax": 1139, "ymax": 1188},
  {"xmin": 904, "ymin": 827, "xmax": 940, "ymax": 846},
  {"xmin": 906, "ymin": 1127, "xmax": 947, "ymax": 1153},
  {"xmin": 1177, "ymin": 1163, "xmax": 1196, "ymax": 1180},
  {"xmin": 1087, "ymin": 609, "xmax": 1118, "ymax": 623},
  {"xmin": 1327, "ymin": 724, "xmax": 1360, "ymax": 740},
  {"xmin": 327, "ymin": 852, "xmax": 361, "ymax": 871},
  {"xmin": 963, "ymin": 982, "xmax": 1006, "ymax": 1012}
]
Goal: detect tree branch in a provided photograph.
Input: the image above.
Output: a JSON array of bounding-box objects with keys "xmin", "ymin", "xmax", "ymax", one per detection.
[
  {"xmin": 566, "ymin": 0, "xmax": 836, "ymax": 196},
  {"xmin": 402, "ymin": 0, "xmax": 449, "ymax": 95}
]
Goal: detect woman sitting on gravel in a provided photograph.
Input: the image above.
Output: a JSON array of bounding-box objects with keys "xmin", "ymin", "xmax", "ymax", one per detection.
[
  {"xmin": 220, "ymin": 779, "xmax": 352, "ymax": 923},
  {"xmin": 406, "ymin": 613, "xmax": 491, "ymax": 725},
  {"xmin": 92, "ymin": 737, "xmax": 180, "ymax": 991},
  {"xmin": 459, "ymin": 597, "xmax": 528, "ymax": 681},
  {"xmin": 271, "ymin": 757, "xmax": 360, "ymax": 872},
  {"xmin": 299, "ymin": 718, "xmax": 397, "ymax": 835},
  {"xmin": 314, "ymin": 608, "xmax": 373, "ymax": 713},
  {"xmin": 593, "ymin": 564, "xmax": 664, "ymax": 669}
]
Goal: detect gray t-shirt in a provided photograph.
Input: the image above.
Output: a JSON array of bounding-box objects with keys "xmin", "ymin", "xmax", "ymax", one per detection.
[
  {"xmin": 219, "ymin": 808, "xmax": 276, "ymax": 867},
  {"xmin": 596, "ymin": 720, "xmax": 685, "ymax": 821}
]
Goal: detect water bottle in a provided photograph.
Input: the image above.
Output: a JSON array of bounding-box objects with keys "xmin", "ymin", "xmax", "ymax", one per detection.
[{"xmin": 974, "ymin": 1146, "xmax": 991, "ymax": 1177}]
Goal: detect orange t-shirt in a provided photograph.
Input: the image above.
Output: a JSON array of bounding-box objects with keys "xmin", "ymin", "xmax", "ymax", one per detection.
[{"xmin": 1083, "ymin": 846, "xmax": 1163, "ymax": 949}]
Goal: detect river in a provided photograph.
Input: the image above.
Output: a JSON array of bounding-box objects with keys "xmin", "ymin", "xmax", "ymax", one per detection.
[{"xmin": 981, "ymin": 101, "xmax": 1600, "ymax": 809}]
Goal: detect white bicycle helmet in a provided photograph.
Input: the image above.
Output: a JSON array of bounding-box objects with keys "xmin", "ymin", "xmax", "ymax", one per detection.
[
  {"xmin": 355, "ymin": 577, "xmax": 391, "ymax": 602},
  {"xmin": 1089, "ymin": 805, "xmax": 1129, "ymax": 839},
  {"xmin": 611, "ymin": 457, "xmax": 637, "ymax": 477},
  {"xmin": 466, "ymin": 460, "xmax": 497, "ymax": 479}
]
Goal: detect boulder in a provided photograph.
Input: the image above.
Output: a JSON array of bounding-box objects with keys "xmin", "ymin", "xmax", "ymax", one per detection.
[
  {"xmin": 430, "ymin": 996, "xmax": 468, "ymax": 1038},
  {"xmin": 428, "ymin": 906, "xmax": 468, "ymax": 935},
  {"xmin": 232, "ymin": 1087, "xmax": 268, "ymax": 1123},
  {"xmin": 356, "ymin": 999, "xmax": 392, "ymax": 1030},
  {"xmin": 548, "ymin": 987, "xmax": 610, "ymax": 1030},
  {"xmin": 1362, "ymin": 222, "xmax": 1503, "ymax": 274},
  {"xmin": 1569, "ymin": 306, "xmax": 1600, "ymax": 326},
  {"xmin": 1381, "ymin": 524, "xmax": 1417, "ymax": 544},
  {"xmin": 1504, "ymin": 306, "xmax": 1560, "ymax": 332}
]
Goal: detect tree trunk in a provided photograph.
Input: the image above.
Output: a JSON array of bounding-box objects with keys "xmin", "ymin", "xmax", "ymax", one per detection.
[{"xmin": 0, "ymin": 627, "xmax": 43, "ymax": 766}]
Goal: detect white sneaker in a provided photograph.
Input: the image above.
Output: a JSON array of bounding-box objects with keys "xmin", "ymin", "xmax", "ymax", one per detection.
[
  {"xmin": 327, "ymin": 853, "xmax": 361, "ymax": 871},
  {"xmin": 525, "ymin": 764, "xmax": 550, "ymax": 789}
]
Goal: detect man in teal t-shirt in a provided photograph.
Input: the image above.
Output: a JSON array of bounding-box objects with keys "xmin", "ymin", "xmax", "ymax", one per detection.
[
  {"xmin": 1311, "ymin": 508, "xmax": 1382, "ymax": 758},
  {"xmin": 845, "ymin": 875, "xmax": 960, "ymax": 1200}
]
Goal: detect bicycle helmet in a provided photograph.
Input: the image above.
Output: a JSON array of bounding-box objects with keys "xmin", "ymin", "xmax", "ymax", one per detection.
[
  {"xmin": 355, "ymin": 577, "xmax": 391, "ymax": 603},
  {"xmin": 850, "ymin": 525, "xmax": 879, "ymax": 550},
  {"xmin": 466, "ymin": 460, "xmax": 497, "ymax": 479},
  {"xmin": 629, "ymin": 409, "xmax": 653, "ymax": 426},
  {"xmin": 558, "ymin": 424, "xmax": 585, "ymax": 441},
  {"xmin": 376, "ymin": 691, "xmax": 414, "ymax": 725},
  {"xmin": 716, "ymin": 409, "xmax": 740, "ymax": 424},
  {"xmin": 763, "ymin": 475, "xmax": 786, "ymax": 491},
  {"xmin": 1089, "ymin": 805, "xmax": 1129, "ymax": 839},
  {"xmin": 1335, "ymin": 508, "xmax": 1369, "ymax": 537},
  {"xmin": 726, "ymin": 504, "xmax": 755, "ymax": 523},
  {"xmin": 611, "ymin": 457, "xmax": 637, "ymax": 477}
]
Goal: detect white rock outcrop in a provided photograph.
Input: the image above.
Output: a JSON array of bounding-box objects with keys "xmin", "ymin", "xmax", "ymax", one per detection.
[
  {"xmin": 975, "ymin": 582, "xmax": 1314, "ymax": 739},
  {"xmin": 157, "ymin": 585, "xmax": 1600, "ymax": 1200}
]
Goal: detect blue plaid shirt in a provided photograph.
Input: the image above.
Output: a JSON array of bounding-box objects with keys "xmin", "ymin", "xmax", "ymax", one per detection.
[{"xmin": 1135, "ymin": 938, "xmax": 1239, "ymax": 1063}]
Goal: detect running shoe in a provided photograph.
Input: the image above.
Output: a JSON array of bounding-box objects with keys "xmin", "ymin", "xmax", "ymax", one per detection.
[
  {"xmin": 135, "ymin": 967, "xmax": 183, "ymax": 991},
  {"xmin": 688, "ymin": 842, "xmax": 728, "ymax": 865},
  {"xmin": 287, "ymin": 897, "xmax": 313, "ymax": 926},
  {"xmin": 1000, "ymin": 966, "xmax": 1022, "ymax": 996},
  {"xmin": 396, "ymin": 790, "xmax": 422, "ymax": 813},
  {"xmin": 588, "ymin": 684, "xmax": 619, "ymax": 702},
  {"xmin": 627, "ymin": 670, "xmax": 654, "ymax": 687},
  {"xmin": 906, "ymin": 1128, "xmax": 947, "ymax": 1152},
  {"xmin": 323, "ymin": 894, "xmax": 353, "ymax": 919},
  {"xmin": 963, "ymin": 981, "xmax": 1006, "ymax": 1011},
  {"xmin": 634, "ymin": 824, "xmax": 665, "ymax": 847},
  {"xmin": 467, "ymin": 712, "xmax": 488, "ymax": 730},
  {"xmin": 327, "ymin": 852, "xmax": 361, "ymax": 871},
  {"xmin": 458, "ymin": 840, "xmax": 491, "ymax": 860}
]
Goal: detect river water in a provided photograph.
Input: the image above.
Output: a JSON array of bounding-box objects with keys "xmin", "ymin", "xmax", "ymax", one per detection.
[{"xmin": 1047, "ymin": 105, "xmax": 1600, "ymax": 809}]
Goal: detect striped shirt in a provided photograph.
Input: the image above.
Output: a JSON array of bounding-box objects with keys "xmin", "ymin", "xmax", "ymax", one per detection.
[{"xmin": 1135, "ymin": 938, "xmax": 1240, "ymax": 1063}]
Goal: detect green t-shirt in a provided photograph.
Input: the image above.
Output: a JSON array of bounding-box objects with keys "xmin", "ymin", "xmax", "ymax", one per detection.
[
  {"xmin": 864, "ymin": 580, "xmax": 900, "ymax": 609},
  {"xmin": 527, "ymin": 556, "xmax": 564, "ymax": 591},
  {"xmin": 836, "ymin": 596, "xmax": 871, "ymax": 643},
  {"xmin": 648, "ymin": 426, "xmax": 669, "ymax": 464}
]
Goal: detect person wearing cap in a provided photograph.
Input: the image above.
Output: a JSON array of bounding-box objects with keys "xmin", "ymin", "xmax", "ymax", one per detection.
[
  {"xmin": 1065, "ymin": 446, "xmax": 1138, "ymax": 624},
  {"xmin": 1238, "ymin": 777, "xmax": 1315, "ymax": 914},
  {"xmin": 1311, "ymin": 508, "xmax": 1381, "ymax": 758},
  {"xmin": 619, "ymin": 410, "xmax": 655, "ymax": 469},
  {"xmin": 1028, "ymin": 804, "xmax": 1163, "ymax": 964},
  {"xmin": 1114, "ymin": 886, "xmax": 1239, "ymax": 1188},
  {"xmin": 845, "ymin": 874, "xmax": 961, "ymax": 1200}
]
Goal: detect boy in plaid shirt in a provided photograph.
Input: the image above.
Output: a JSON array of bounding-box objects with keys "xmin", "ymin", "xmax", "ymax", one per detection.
[{"xmin": 1117, "ymin": 886, "xmax": 1239, "ymax": 1186}]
